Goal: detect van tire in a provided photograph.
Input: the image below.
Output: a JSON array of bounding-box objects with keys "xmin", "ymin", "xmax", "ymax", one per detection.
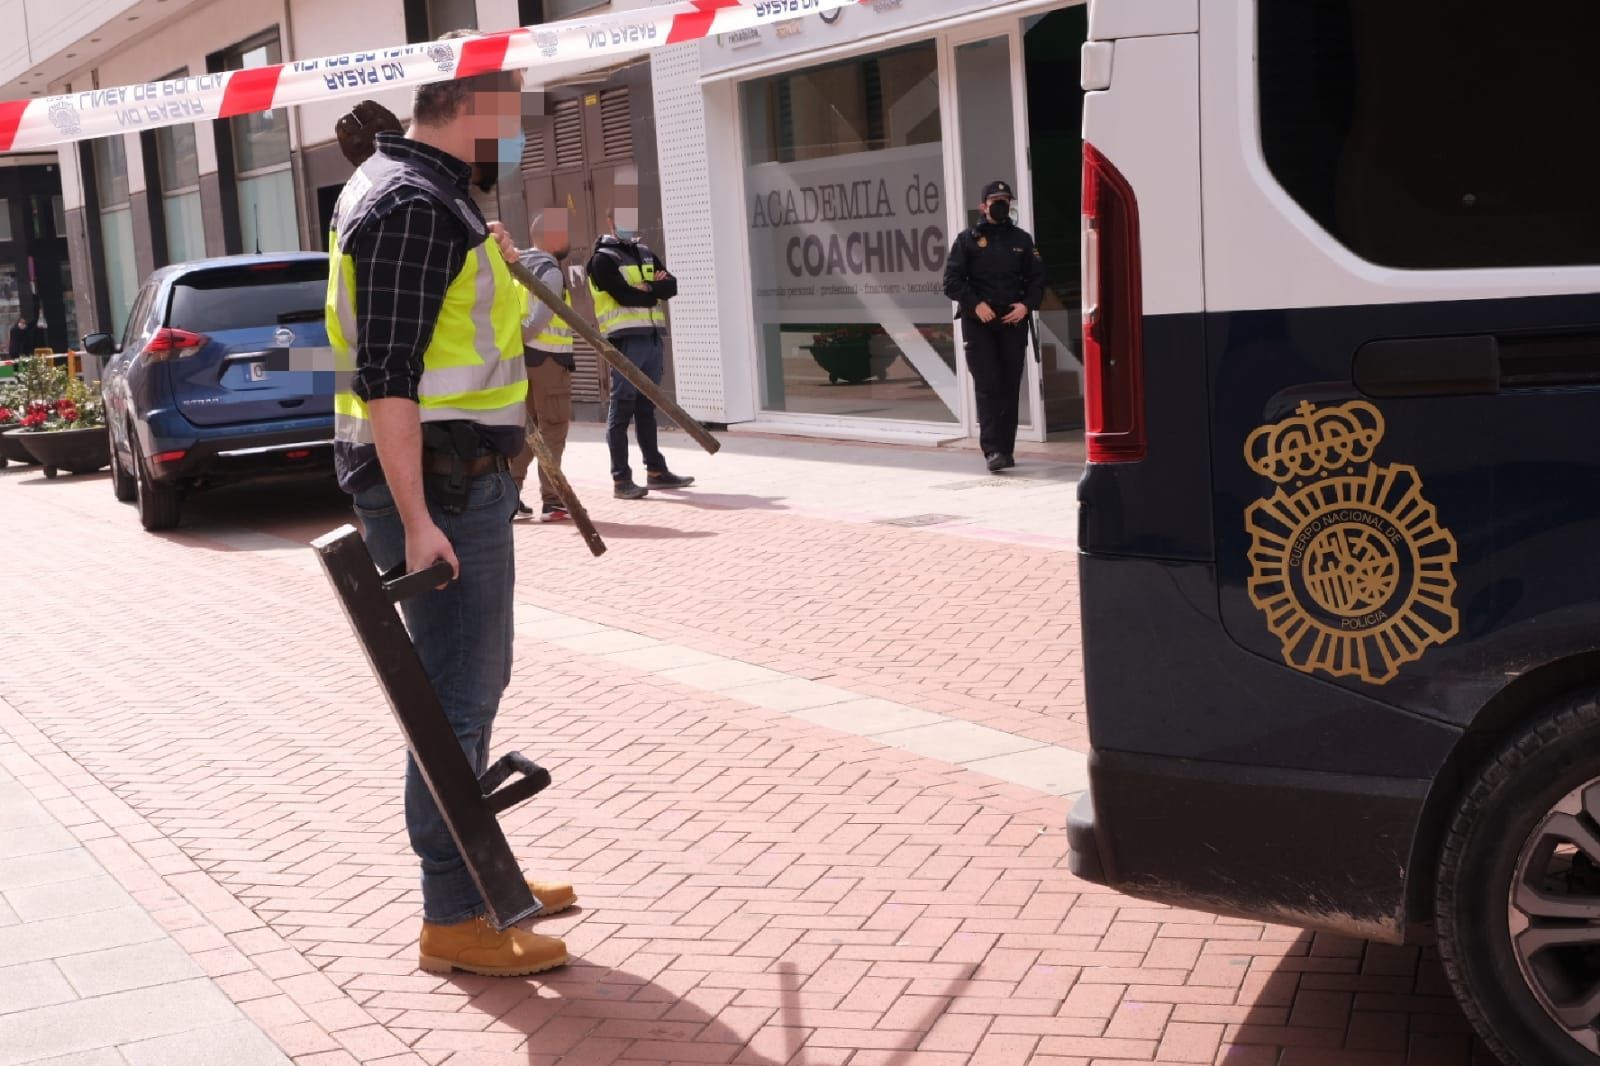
[
  {"xmin": 131, "ymin": 433, "xmax": 180, "ymax": 532},
  {"xmin": 1437, "ymin": 691, "xmax": 1600, "ymax": 1066}
]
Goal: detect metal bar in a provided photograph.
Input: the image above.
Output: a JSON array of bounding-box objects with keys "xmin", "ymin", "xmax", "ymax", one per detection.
[
  {"xmin": 508, "ymin": 260, "xmax": 722, "ymax": 457},
  {"xmin": 524, "ymin": 421, "xmax": 606, "ymax": 557},
  {"xmin": 313, "ymin": 525, "xmax": 546, "ymax": 931}
]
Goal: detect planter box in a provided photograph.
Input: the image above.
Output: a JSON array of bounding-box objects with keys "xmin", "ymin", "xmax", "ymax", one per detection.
[
  {"xmin": 18, "ymin": 425, "xmax": 110, "ymax": 478},
  {"xmin": 0, "ymin": 426, "xmax": 40, "ymax": 466},
  {"xmin": 804, "ymin": 342, "xmax": 896, "ymax": 385}
]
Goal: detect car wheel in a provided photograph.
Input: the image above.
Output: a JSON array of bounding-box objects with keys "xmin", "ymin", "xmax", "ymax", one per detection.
[
  {"xmin": 130, "ymin": 433, "xmax": 180, "ymax": 532},
  {"xmin": 43, "ymin": 465, "xmax": 58, "ymax": 479},
  {"xmin": 110, "ymin": 427, "xmax": 136, "ymax": 502},
  {"xmin": 1437, "ymin": 690, "xmax": 1600, "ymax": 1066}
]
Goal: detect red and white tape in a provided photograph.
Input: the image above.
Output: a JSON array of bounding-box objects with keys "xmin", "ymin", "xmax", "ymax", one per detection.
[{"xmin": 0, "ymin": 0, "xmax": 862, "ymax": 153}]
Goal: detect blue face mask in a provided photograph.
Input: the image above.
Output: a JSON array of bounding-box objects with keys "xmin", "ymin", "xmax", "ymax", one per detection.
[{"xmin": 497, "ymin": 130, "xmax": 525, "ymax": 170}]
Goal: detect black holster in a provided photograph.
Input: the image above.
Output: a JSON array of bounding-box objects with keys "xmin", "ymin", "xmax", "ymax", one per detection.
[{"xmin": 422, "ymin": 422, "xmax": 480, "ymax": 515}]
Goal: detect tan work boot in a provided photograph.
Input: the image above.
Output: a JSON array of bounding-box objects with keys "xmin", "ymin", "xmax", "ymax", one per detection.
[
  {"xmin": 527, "ymin": 879, "xmax": 577, "ymax": 917},
  {"xmin": 418, "ymin": 914, "xmax": 568, "ymax": 976}
]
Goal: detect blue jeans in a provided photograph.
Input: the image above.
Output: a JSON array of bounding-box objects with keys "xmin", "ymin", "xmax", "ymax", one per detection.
[
  {"xmin": 352, "ymin": 470, "xmax": 517, "ymax": 924},
  {"xmin": 606, "ymin": 332, "xmax": 667, "ymax": 483}
]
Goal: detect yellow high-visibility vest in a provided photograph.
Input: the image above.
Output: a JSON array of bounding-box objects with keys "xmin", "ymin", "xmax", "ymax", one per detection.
[
  {"xmin": 325, "ymin": 161, "xmax": 526, "ymax": 448},
  {"xmin": 589, "ymin": 243, "xmax": 668, "ymax": 338}
]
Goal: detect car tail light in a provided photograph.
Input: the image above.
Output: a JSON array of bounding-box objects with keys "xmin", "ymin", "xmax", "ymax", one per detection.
[
  {"xmin": 145, "ymin": 328, "xmax": 207, "ymax": 361},
  {"xmin": 152, "ymin": 449, "xmax": 187, "ymax": 464},
  {"xmin": 1081, "ymin": 143, "xmax": 1146, "ymax": 463},
  {"xmin": 285, "ymin": 449, "xmax": 312, "ymax": 460}
]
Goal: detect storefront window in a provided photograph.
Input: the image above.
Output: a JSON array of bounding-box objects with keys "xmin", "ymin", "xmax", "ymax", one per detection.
[
  {"xmin": 0, "ymin": 266, "xmax": 19, "ymax": 334},
  {"xmin": 741, "ymin": 41, "xmax": 958, "ymax": 424},
  {"xmin": 58, "ymin": 261, "xmax": 78, "ymax": 348},
  {"xmin": 221, "ymin": 33, "xmax": 299, "ymax": 252},
  {"xmin": 93, "ymin": 137, "xmax": 139, "ymax": 338},
  {"xmin": 0, "ymin": 199, "xmax": 10, "ymax": 242},
  {"xmin": 156, "ymin": 91, "xmax": 207, "ymax": 265}
]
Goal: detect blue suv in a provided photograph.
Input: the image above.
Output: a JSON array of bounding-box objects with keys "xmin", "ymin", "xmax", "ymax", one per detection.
[{"xmin": 91, "ymin": 254, "xmax": 335, "ymax": 531}]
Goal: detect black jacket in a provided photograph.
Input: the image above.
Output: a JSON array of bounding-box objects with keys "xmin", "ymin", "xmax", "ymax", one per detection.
[
  {"xmin": 586, "ymin": 236, "xmax": 677, "ymax": 310},
  {"xmin": 942, "ymin": 220, "xmax": 1045, "ymax": 320},
  {"xmin": 8, "ymin": 323, "xmax": 40, "ymax": 357}
]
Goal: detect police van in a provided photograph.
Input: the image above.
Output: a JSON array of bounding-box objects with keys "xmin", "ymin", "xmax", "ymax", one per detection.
[{"xmin": 1065, "ymin": 2, "xmax": 1600, "ymax": 1063}]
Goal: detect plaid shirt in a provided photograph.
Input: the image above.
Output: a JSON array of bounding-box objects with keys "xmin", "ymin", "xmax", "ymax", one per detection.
[
  {"xmin": 348, "ymin": 135, "xmax": 474, "ymax": 405},
  {"xmin": 335, "ymin": 134, "xmax": 522, "ymax": 494}
]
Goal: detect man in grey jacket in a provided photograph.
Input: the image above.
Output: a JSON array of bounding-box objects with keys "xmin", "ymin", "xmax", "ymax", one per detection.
[{"xmin": 509, "ymin": 212, "xmax": 576, "ymax": 522}]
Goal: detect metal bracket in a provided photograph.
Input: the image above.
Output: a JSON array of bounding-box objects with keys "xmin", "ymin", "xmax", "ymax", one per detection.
[{"xmin": 314, "ymin": 524, "xmax": 548, "ymax": 931}]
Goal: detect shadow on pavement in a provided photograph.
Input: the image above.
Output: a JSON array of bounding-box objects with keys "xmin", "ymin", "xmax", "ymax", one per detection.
[
  {"xmin": 1225, "ymin": 932, "xmax": 1499, "ymax": 1064},
  {"xmin": 438, "ymin": 959, "xmax": 963, "ymax": 1064},
  {"xmin": 649, "ymin": 491, "xmax": 791, "ymax": 513},
  {"xmin": 587, "ymin": 520, "xmax": 719, "ymax": 541}
]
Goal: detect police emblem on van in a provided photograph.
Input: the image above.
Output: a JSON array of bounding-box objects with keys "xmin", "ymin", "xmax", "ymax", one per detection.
[{"xmin": 1243, "ymin": 400, "xmax": 1459, "ymax": 685}]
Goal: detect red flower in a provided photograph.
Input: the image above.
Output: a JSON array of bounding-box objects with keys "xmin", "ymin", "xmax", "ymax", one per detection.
[
  {"xmin": 27, "ymin": 399, "xmax": 48, "ymax": 414},
  {"xmin": 55, "ymin": 399, "xmax": 79, "ymax": 424},
  {"xmin": 20, "ymin": 409, "xmax": 46, "ymax": 428},
  {"xmin": 0, "ymin": 407, "xmax": 12, "ymax": 424}
]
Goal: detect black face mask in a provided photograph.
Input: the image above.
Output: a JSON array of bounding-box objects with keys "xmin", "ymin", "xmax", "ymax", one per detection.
[{"xmin": 987, "ymin": 199, "xmax": 1012, "ymax": 224}]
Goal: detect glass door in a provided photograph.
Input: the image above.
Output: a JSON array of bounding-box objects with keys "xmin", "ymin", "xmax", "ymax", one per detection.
[{"xmin": 943, "ymin": 24, "xmax": 1046, "ymax": 443}]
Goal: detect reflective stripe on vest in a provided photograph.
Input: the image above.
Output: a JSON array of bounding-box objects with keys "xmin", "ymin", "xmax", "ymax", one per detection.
[
  {"xmin": 589, "ymin": 250, "xmax": 668, "ymax": 337},
  {"xmin": 530, "ymin": 286, "xmax": 574, "ymax": 354},
  {"xmin": 327, "ymin": 238, "xmax": 527, "ymax": 447}
]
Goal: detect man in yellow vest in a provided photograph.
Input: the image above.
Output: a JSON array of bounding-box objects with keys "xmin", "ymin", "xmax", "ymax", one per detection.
[
  {"xmin": 508, "ymin": 211, "xmax": 575, "ymax": 522},
  {"xmin": 327, "ymin": 54, "xmax": 574, "ymax": 978},
  {"xmin": 587, "ymin": 204, "xmax": 694, "ymax": 499}
]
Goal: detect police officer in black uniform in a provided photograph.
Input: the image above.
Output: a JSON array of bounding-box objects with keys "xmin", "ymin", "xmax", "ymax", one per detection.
[{"xmin": 943, "ymin": 179, "xmax": 1045, "ymax": 472}]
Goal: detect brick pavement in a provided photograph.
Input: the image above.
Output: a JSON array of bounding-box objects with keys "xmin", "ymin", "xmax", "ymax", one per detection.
[{"xmin": 0, "ymin": 430, "xmax": 1494, "ymax": 1065}]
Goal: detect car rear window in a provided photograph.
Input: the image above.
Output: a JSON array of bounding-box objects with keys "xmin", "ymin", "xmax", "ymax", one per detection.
[
  {"xmin": 167, "ymin": 261, "xmax": 328, "ymax": 334},
  {"xmin": 1259, "ymin": 1, "xmax": 1600, "ymax": 270}
]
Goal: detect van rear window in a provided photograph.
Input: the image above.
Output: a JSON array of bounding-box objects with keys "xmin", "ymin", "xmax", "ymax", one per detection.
[
  {"xmin": 1259, "ymin": 2, "xmax": 1600, "ymax": 270},
  {"xmin": 167, "ymin": 261, "xmax": 327, "ymax": 333}
]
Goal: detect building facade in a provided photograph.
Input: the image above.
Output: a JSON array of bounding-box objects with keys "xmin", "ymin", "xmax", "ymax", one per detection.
[
  {"xmin": 0, "ymin": 0, "xmax": 648, "ymax": 359},
  {"xmin": 3, "ymin": 0, "xmax": 1087, "ymax": 446},
  {"xmin": 650, "ymin": 0, "xmax": 1088, "ymax": 443}
]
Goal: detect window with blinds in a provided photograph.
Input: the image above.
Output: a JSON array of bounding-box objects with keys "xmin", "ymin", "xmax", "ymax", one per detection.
[
  {"xmin": 599, "ymin": 88, "xmax": 633, "ymax": 160},
  {"xmin": 553, "ymin": 100, "xmax": 584, "ymax": 169}
]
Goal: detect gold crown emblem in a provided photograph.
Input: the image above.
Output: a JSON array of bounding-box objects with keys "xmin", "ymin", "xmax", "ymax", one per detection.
[{"xmin": 1245, "ymin": 400, "xmax": 1384, "ymax": 483}]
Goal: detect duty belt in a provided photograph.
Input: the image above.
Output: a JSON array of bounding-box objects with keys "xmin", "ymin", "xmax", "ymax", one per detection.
[{"xmin": 421, "ymin": 450, "xmax": 508, "ymax": 478}]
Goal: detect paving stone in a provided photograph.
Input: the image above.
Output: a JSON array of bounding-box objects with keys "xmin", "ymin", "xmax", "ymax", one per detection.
[
  {"xmin": 549, "ymin": 629, "xmax": 663, "ymax": 655},
  {"xmin": 3, "ymin": 876, "xmax": 132, "ymax": 923},
  {"xmin": 657, "ymin": 660, "xmax": 790, "ymax": 692},
  {"xmin": 722, "ymin": 679, "xmax": 861, "ymax": 712},
  {"xmin": 598, "ymin": 644, "xmax": 727, "ymax": 672},
  {"xmin": 119, "ymin": 1019, "xmax": 290, "ymax": 1066},
  {"xmin": 0, "ymin": 824, "xmax": 79, "ymax": 860},
  {"xmin": 21, "ymin": 1051, "xmax": 126, "ymax": 1066},
  {"xmin": 963, "ymin": 746, "xmax": 1089, "ymax": 796},
  {"xmin": 0, "ymin": 850, "xmax": 103, "ymax": 894},
  {"xmin": 0, "ymin": 979, "xmax": 239, "ymax": 1065},
  {"xmin": 57, "ymin": 939, "xmax": 204, "ymax": 998},
  {"xmin": 0, "ymin": 961, "xmax": 77, "ymax": 1015},
  {"xmin": 873, "ymin": 721, "xmax": 1045, "ymax": 763},
  {"xmin": 791, "ymin": 699, "xmax": 946, "ymax": 736},
  {"xmin": 0, "ymin": 906, "xmax": 165, "ymax": 967}
]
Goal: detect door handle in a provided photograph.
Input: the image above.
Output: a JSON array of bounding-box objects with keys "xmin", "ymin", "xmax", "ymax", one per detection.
[
  {"xmin": 1354, "ymin": 335, "xmax": 1499, "ymax": 397},
  {"xmin": 1355, "ymin": 329, "xmax": 1600, "ymax": 397}
]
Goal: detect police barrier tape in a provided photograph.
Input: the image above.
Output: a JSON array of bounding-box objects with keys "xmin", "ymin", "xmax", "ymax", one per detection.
[{"xmin": 0, "ymin": 0, "xmax": 863, "ymax": 153}]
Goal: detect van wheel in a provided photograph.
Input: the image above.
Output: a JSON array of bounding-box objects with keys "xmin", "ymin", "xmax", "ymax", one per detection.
[
  {"xmin": 110, "ymin": 428, "xmax": 136, "ymax": 502},
  {"xmin": 130, "ymin": 434, "xmax": 180, "ymax": 532},
  {"xmin": 1437, "ymin": 691, "xmax": 1600, "ymax": 1066}
]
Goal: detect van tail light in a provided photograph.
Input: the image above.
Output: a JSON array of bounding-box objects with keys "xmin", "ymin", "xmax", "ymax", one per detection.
[
  {"xmin": 145, "ymin": 328, "xmax": 207, "ymax": 362},
  {"xmin": 1081, "ymin": 143, "xmax": 1146, "ymax": 463}
]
